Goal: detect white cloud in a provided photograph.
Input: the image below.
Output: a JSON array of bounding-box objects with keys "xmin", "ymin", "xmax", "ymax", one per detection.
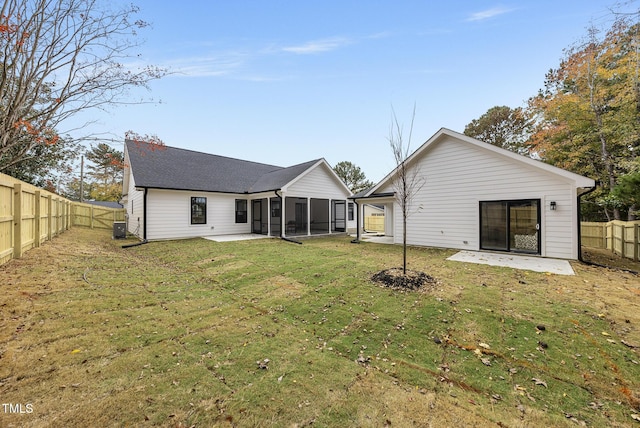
[
  {"xmin": 281, "ymin": 37, "xmax": 352, "ymax": 54},
  {"xmin": 166, "ymin": 52, "xmax": 247, "ymax": 77},
  {"xmin": 466, "ymin": 7, "xmax": 514, "ymax": 22}
]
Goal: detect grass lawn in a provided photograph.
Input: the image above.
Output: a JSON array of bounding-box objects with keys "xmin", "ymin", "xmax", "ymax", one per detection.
[{"xmin": 1, "ymin": 228, "xmax": 639, "ymax": 427}]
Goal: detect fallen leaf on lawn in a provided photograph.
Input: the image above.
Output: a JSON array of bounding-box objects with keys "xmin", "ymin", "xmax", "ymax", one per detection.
[
  {"xmin": 601, "ymin": 332, "xmax": 610, "ymax": 336},
  {"xmin": 631, "ymin": 413, "xmax": 640, "ymax": 421},
  {"xmin": 621, "ymin": 340, "xmax": 636, "ymax": 348},
  {"xmin": 532, "ymin": 378, "xmax": 547, "ymax": 387},
  {"xmin": 277, "ymin": 374, "xmax": 284, "ymax": 383},
  {"xmin": 481, "ymin": 358, "xmax": 491, "ymax": 366},
  {"xmin": 478, "ymin": 343, "xmax": 490, "ymax": 349},
  {"xmin": 70, "ymin": 349, "xmax": 81, "ymax": 354}
]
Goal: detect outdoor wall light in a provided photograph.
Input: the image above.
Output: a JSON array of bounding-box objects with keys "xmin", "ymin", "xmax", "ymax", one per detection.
[{"xmin": 550, "ymin": 201, "xmax": 557, "ymax": 211}]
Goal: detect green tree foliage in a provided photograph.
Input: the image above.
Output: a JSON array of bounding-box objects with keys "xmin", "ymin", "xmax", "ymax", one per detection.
[
  {"xmin": 463, "ymin": 106, "xmax": 531, "ymax": 155},
  {"xmin": 85, "ymin": 143, "xmax": 124, "ymax": 202},
  {"xmin": 1, "ymin": 136, "xmax": 79, "ymax": 189},
  {"xmin": 527, "ymin": 17, "xmax": 640, "ymax": 221},
  {"xmin": 612, "ymin": 171, "xmax": 640, "ymax": 210},
  {"xmin": 333, "ymin": 161, "xmax": 374, "ymax": 194}
]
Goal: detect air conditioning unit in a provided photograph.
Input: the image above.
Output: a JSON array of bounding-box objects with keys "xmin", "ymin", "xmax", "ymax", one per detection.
[{"xmin": 113, "ymin": 221, "xmax": 126, "ymax": 239}]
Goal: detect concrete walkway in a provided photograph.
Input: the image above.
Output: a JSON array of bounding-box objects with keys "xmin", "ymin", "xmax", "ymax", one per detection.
[{"xmin": 447, "ymin": 250, "xmax": 575, "ymax": 275}]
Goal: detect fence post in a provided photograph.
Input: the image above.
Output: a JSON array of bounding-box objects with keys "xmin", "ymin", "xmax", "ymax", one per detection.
[
  {"xmin": 47, "ymin": 195, "xmax": 53, "ymax": 241},
  {"xmin": 13, "ymin": 183, "xmax": 22, "ymax": 259},
  {"xmin": 65, "ymin": 201, "xmax": 70, "ymax": 230},
  {"xmin": 633, "ymin": 223, "xmax": 640, "ymax": 262},
  {"xmin": 34, "ymin": 191, "xmax": 41, "ymax": 247}
]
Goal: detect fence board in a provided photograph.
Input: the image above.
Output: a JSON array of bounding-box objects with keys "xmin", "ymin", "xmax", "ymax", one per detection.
[
  {"xmin": 364, "ymin": 216, "xmax": 385, "ymax": 232},
  {"xmin": 581, "ymin": 220, "xmax": 640, "ymax": 261},
  {"xmin": 0, "ymin": 172, "xmax": 125, "ymax": 266},
  {"xmin": 0, "ymin": 180, "xmax": 13, "ymax": 265}
]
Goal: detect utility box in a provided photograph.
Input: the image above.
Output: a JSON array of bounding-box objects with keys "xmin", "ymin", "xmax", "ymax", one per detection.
[{"xmin": 113, "ymin": 221, "xmax": 126, "ymax": 239}]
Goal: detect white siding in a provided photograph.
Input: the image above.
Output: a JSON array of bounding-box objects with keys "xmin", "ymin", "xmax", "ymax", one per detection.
[
  {"xmin": 379, "ymin": 136, "xmax": 581, "ymax": 259},
  {"xmin": 146, "ymin": 190, "xmax": 251, "ymax": 240},
  {"xmin": 122, "ymin": 151, "xmax": 145, "ymax": 238},
  {"xmin": 286, "ymin": 163, "xmax": 350, "ymax": 200}
]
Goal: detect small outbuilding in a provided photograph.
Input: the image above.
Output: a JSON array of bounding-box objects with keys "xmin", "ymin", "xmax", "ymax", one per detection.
[
  {"xmin": 122, "ymin": 140, "xmax": 355, "ymax": 241},
  {"xmin": 352, "ymin": 128, "xmax": 596, "ymax": 260}
]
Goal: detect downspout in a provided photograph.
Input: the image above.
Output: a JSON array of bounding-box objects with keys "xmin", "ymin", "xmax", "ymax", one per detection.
[
  {"xmin": 577, "ymin": 184, "xmax": 597, "ymax": 262},
  {"xmin": 351, "ymin": 199, "xmax": 360, "ymax": 244},
  {"xmin": 143, "ymin": 187, "xmax": 148, "ymax": 241}
]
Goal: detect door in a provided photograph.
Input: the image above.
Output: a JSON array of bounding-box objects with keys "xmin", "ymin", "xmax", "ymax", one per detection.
[
  {"xmin": 295, "ymin": 202, "xmax": 307, "ymax": 234},
  {"xmin": 252, "ymin": 200, "xmax": 263, "ymax": 234},
  {"xmin": 333, "ymin": 201, "xmax": 345, "ymax": 232},
  {"xmin": 480, "ymin": 199, "xmax": 540, "ymax": 254},
  {"xmin": 509, "ymin": 200, "xmax": 540, "ymax": 253}
]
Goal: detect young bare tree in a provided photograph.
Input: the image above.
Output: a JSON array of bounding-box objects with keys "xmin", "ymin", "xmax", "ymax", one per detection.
[
  {"xmin": 0, "ymin": 0, "xmax": 167, "ymax": 171},
  {"xmin": 387, "ymin": 105, "xmax": 425, "ymax": 274}
]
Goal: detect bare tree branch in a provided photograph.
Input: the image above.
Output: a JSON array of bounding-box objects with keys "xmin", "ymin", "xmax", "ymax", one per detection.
[
  {"xmin": 0, "ymin": 0, "xmax": 168, "ymax": 170},
  {"xmin": 387, "ymin": 104, "xmax": 425, "ymax": 274}
]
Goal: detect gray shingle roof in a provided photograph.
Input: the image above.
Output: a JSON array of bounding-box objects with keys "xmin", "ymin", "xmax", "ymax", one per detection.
[{"xmin": 126, "ymin": 140, "xmax": 322, "ymax": 194}]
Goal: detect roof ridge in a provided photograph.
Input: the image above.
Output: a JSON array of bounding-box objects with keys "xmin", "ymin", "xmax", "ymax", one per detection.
[{"xmin": 125, "ymin": 140, "xmax": 284, "ymax": 171}]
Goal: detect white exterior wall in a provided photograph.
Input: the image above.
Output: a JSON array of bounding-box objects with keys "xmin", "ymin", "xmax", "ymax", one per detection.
[
  {"xmin": 379, "ymin": 136, "xmax": 581, "ymax": 259},
  {"xmin": 122, "ymin": 157, "xmax": 145, "ymax": 238},
  {"xmin": 146, "ymin": 190, "xmax": 252, "ymax": 240},
  {"xmin": 286, "ymin": 163, "xmax": 349, "ymax": 199}
]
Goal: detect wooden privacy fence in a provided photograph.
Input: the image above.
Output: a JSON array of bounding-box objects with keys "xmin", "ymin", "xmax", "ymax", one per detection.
[
  {"xmin": 364, "ymin": 215, "xmax": 385, "ymax": 233},
  {"xmin": 0, "ymin": 172, "xmax": 125, "ymax": 266},
  {"xmin": 582, "ymin": 220, "xmax": 640, "ymax": 261},
  {"xmin": 72, "ymin": 203, "xmax": 125, "ymax": 229}
]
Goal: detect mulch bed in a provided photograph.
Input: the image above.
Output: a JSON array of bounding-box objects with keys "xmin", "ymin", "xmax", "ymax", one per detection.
[{"xmin": 371, "ymin": 267, "xmax": 438, "ymax": 291}]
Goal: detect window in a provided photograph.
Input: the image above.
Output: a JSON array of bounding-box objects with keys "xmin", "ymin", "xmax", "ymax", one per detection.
[
  {"xmin": 235, "ymin": 199, "xmax": 247, "ymax": 223},
  {"xmin": 191, "ymin": 197, "xmax": 207, "ymax": 224},
  {"xmin": 348, "ymin": 202, "xmax": 355, "ymax": 221},
  {"xmin": 271, "ymin": 200, "xmax": 281, "ymax": 218}
]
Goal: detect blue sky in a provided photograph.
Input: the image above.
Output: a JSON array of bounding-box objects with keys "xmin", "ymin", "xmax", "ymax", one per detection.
[{"xmin": 76, "ymin": 1, "xmax": 629, "ymax": 182}]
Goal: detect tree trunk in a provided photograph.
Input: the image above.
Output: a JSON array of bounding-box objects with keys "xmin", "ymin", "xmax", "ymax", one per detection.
[{"xmin": 403, "ymin": 214, "xmax": 407, "ymax": 275}]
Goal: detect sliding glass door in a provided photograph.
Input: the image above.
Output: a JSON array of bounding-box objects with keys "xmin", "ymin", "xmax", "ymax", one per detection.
[{"xmin": 480, "ymin": 200, "xmax": 540, "ymax": 254}]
